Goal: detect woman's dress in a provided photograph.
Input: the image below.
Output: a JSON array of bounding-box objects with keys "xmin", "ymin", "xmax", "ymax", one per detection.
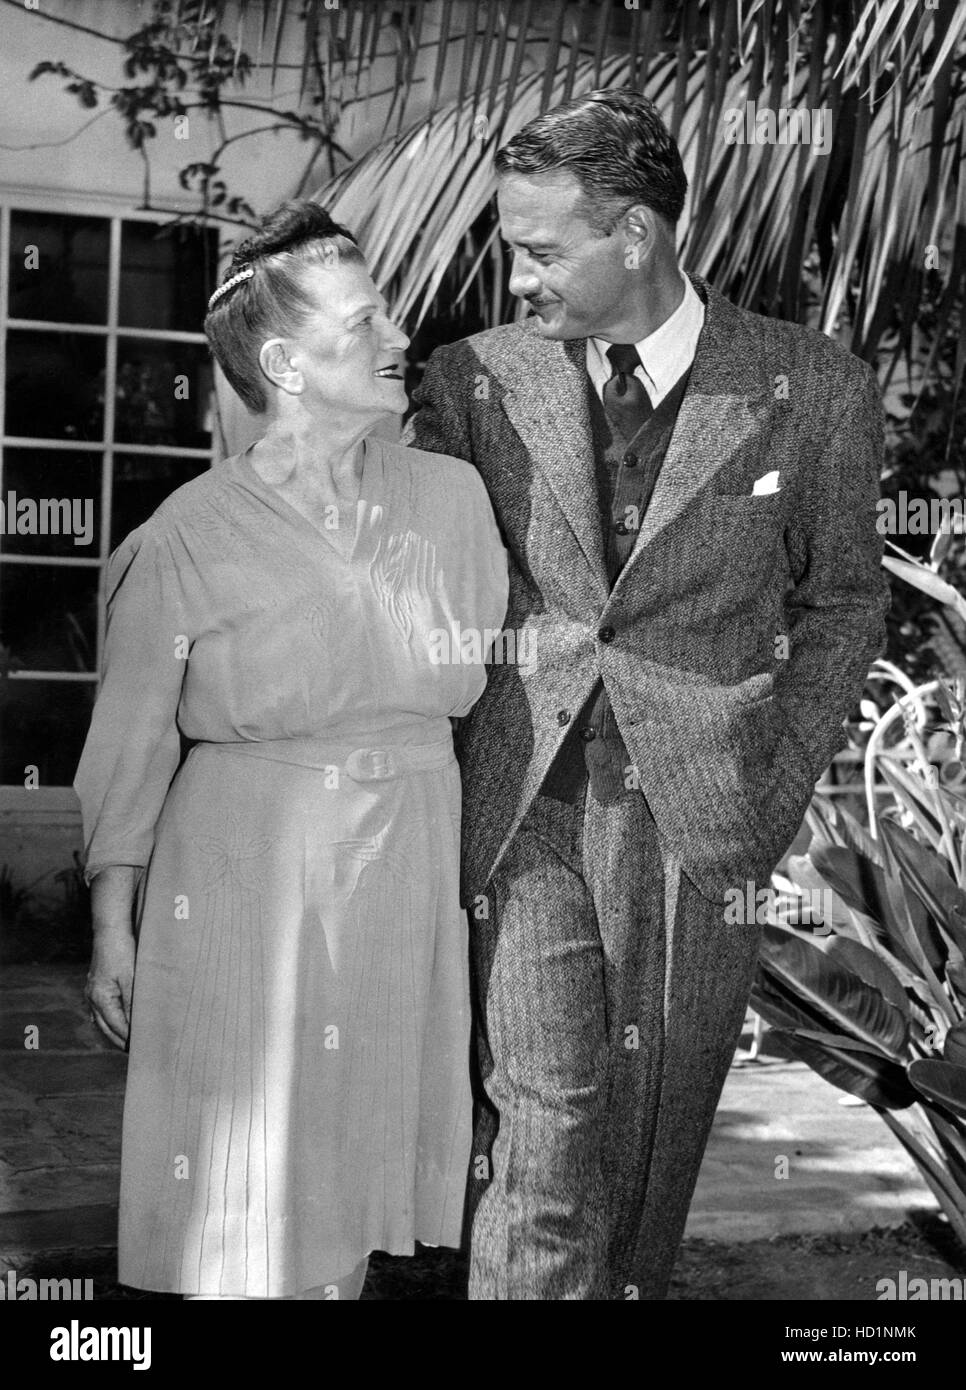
[{"xmin": 75, "ymin": 437, "xmax": 508, "ymax": 1296}]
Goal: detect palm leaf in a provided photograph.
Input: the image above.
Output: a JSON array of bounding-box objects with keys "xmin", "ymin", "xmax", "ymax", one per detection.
[{"xmin": 284, "ymin": 0, "xmax": 966, "ymax": 371}]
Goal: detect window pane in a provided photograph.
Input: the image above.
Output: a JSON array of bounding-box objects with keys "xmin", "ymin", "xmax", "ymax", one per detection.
[
  {"xmin": 0, "ymin": 450, "xmax": 101, "ymax": 557},
  {"xmin": 119, "ymin": 221, "xmax": 217, "ymax": 332},
  {"xmin": 0, "ymin": 678, "xmax": 95, "ymax": 786},
  {"xmin": 5, "ymin": 330, "xmax": 105, "ymax": 441},
  {"xmin": 9, "ymin": 212, "xmax": 109, "ymax": 325},
  {"xmin": 111, "ymin": 453, "xmax": 209, "ymax": 549},
  {"xmin": 0, "ymin": 564, "xmax": 98, "ymax": 672},
  {"xmin": 114, "ymin": 338, "xmax": 213, "ymax": 448}
]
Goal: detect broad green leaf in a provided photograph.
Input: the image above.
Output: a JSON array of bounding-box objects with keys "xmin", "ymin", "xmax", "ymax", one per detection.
[
  {"xmin": 791, "ymin": 1029, "xmax": 897, "ymax": 1059},
  {"xmin": 908, "ymin": 1060, "xmax": 966, "ymax": 1120},
  {"xmin": 752, "ymin": 966, "xmax": 851, "ymax": 1039},
  {"xmin": 943, "ymin": 1020, "xmax": 966, "ymax": 1067},
  {"xmin": 771, "ymin": 1029, "xmax": 917, "ymax": 1110},
  {"xmin": 782, "ymin": 855, "xmax": 859, "ymax": 934},
  {"xmin": 928, "ymin": 1111, "xmax": 966, "ymax": 1193},
  {"xmin": 879, "ymin": 818, "xmax": 966, "ymax": 959},
  {"xmin": 820, "ymin": 934, "xmax": 912, "ymax": 1018},
  {"xmin": 810, "ymin": 844, "xmax": 925, "ymax": 973},
  {"xmin": 759, "ymin": 925, "xmax": 910, "ymax": 1059}
]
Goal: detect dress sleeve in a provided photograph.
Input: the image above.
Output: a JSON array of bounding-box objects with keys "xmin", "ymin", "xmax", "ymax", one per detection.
[{"xmin": 74, "ymin": 524, "xmax": 190, "ymax": 883}]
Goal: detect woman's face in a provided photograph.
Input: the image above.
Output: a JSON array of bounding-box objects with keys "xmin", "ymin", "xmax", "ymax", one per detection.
[{"xmin": 281, "ymin": 256, "xmax": 410, "ymax": 421}]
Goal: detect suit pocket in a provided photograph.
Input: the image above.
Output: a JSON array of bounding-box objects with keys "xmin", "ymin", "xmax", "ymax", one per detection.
[
  {"xmin": 684, "ymin": 490, "xmax": 785, "ymax": 594},
  {"xmin": 702, "ymin": 490, "xmax": 784, "ymax": 521}
]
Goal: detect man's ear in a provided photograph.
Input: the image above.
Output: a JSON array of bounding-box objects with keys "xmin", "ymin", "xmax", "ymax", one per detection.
[
  {"xmin": 622, "ymin": 204, "xmax": 660, "ymax": 263},
  {"xmin": 259, "ymin": 338, "xmax": 302, "ymax": 396}
]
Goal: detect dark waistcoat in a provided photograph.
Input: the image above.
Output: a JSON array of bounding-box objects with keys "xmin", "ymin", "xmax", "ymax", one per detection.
[{"xmin": 541, "ymin": 365, "xmax": 693, "ymax": 803}]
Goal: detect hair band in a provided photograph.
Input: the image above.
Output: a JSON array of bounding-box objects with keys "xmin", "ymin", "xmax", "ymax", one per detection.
[{"xmin": 207, "ymin": 265, "xmax": 255, "ymax": 309}]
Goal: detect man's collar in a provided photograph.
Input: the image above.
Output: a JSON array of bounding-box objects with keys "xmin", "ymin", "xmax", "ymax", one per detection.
[{"xmin": 587, "ymin": 271, "xmax": 705, "ymax": 397}]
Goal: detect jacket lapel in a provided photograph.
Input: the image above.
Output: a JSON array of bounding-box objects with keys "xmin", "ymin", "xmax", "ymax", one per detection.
[
  {"xmin": 471, "ymin": 274, "xmax": 770, "ymax": 604},
  {"xmin": 613, "ymin": 275, "xmax": 772, "ymax": 594},
  {"xmin": 473, "ymin": 324, "xmax": 608, "ymax": 600}
]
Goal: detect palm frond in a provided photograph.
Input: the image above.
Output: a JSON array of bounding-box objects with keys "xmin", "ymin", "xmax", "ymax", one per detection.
[{"xmin": 206, "ymin": 0, "xmax": 966, "ymax": 377}]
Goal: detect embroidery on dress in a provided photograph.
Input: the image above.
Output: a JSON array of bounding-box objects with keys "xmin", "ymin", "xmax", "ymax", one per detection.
[
  {"xmin": 368, "ymin": 530, "xmax": 442, "ymax": 644},
  {"xmin": 197, "ymin": 813, "xmax": 275, "ymax": 893}
]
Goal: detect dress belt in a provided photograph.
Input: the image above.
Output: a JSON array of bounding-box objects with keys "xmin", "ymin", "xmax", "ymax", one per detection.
[{"xmin": 202, "ymin": 733, "xmax": 455, "ymax": 781}]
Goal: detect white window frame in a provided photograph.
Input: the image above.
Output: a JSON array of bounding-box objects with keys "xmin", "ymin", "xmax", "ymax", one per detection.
[{"xmin": 0, "ymin": 193, "xmax": 219, "ymax": 805}]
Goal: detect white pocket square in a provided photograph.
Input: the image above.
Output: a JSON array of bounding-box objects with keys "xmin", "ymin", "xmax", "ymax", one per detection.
[{"xmin": 751, "ymin": 470, "xmax": 781, "ymax": 496}]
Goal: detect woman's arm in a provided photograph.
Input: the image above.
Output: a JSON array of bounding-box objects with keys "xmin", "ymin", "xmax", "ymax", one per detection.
[{"xmin": 85, "ymin": 865, "xmax": 138, "ymax": 1049}]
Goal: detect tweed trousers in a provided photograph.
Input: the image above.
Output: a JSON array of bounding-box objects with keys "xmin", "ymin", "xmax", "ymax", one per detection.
[{"xmin": 467, "ymin": 784, "xmax": 761, "ymax": 1301}]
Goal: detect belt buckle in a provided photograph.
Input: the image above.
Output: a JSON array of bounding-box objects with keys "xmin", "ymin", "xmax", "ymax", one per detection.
[{"xmin": 345, "ymin": 748, "xmax": 394, "ymax": 781}]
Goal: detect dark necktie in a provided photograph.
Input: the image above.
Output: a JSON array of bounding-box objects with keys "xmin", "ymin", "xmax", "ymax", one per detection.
[{"xmin": 602, "ymin": 342, "xmax": 653, "ymax": 439}]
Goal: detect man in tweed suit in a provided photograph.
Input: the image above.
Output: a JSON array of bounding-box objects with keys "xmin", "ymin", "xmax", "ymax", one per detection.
[{"xmin": 404, "ymin": 89, "xmax": 890, "ymax": 1300}]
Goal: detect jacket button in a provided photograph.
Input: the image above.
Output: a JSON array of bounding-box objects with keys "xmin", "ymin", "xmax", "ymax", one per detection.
[
  {"xmin": 614, "ymin": 520, "xmax": 628, "ymax": 535},
  {"xmin": 598, "ymin": 626, "xmax": 616, "ymax": 643},
  {"xmin": 622, "ymin": 451, "xmax": 639, "ymax": 467},
  {"xmin": 579, "ymin": 726, "xmax": 597, "ymax": 742},
  {"xmin": 557, "ymin": 709, "xmax": 571, "ymax": 725}
]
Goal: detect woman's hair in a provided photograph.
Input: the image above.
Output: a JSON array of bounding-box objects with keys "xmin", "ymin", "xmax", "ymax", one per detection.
[
  {"xmin": 494, "ymin": 88, "xmax": 688, "ymax": 235},
  {"xmin": 204, "ymin": 200, "xmax": 365, "ymax": 414}
]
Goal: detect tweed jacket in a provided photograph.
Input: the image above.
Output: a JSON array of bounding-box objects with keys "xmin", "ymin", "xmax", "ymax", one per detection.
[{"xmin": 403, "ymin": 274, "xmax": 891, "ymax": 905}]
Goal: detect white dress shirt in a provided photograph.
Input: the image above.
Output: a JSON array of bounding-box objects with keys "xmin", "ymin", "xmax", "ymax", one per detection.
[{"xmin": 585, "ymin": 271, "xmax": 705, "ymax": 409}]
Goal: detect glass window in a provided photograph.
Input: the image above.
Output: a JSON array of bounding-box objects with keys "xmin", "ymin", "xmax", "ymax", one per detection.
[
  {"xmin": 1, "ymin": 449, "xmax": 101, "ymax": 557},
  {"xmin": 119, "ymin": 222, "xmax": 216, "ymax": 332},
  {"xmin": 0, "ymin": 564, "xmax": 99, "ymax": 672},
  {"xmin": 114, "ymin": 339, "xmax": 213, "ymax": 449},
  {"xmin": 8, "ymin": 211, "xmax": 109, "ymax": 325},
  {"xmin": 0, "ymin": 205, "xmax": 218, "ymax": 785},
  {"xmin": 5, "ymin": 330, "xmax": 106, "ymax": 441}
]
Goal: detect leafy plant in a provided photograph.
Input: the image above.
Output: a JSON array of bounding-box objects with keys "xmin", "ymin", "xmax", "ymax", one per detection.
[{"xmin": 754, "ymin": 679, "xmax": 966, "ymax": 1247}]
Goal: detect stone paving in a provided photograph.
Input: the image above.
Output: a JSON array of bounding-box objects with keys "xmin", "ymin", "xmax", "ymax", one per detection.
[{"xmin": 0, "ymin": 962, "xmax": 939, "ymax": 1273}]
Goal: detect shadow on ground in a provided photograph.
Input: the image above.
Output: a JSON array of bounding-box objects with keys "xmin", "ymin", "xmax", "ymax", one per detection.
[{"xmin": 13, "ymin": 1213, "xmax": 965, "ymax": 1301}]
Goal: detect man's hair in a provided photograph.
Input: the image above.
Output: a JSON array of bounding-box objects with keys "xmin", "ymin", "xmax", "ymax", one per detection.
[
  {"xmin": 204, "ymin": 199, "xmax": 365, "ymax": 414},
  {"xmin": 494, "ymin": 88, "xmax": 688, "ymax": 234}
]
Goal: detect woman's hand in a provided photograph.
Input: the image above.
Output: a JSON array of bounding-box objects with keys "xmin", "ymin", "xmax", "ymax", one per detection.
[{"xmin": 86, "ymin": 866, "xmax": 139, "ymax": 1049}]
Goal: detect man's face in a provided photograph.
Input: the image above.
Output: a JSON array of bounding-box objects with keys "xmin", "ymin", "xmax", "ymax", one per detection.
[
  {"xmin": 497, "ymin": 171, "xmax": 636, "ymax": 341},
  {"xmin": 283, "ymin": 257, "xmax": 410, "ymax": 418}
]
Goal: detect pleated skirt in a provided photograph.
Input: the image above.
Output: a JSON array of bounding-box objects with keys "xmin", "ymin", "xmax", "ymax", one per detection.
[{"xmin": 117, "ymin": 739, "xmax": 471, "ymax": 1296}]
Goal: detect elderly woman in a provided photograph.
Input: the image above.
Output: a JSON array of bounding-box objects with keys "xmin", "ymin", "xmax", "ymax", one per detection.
[{"xmin": 76, "ymin": 201, "xmax": 508, "ymax": 1301}]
